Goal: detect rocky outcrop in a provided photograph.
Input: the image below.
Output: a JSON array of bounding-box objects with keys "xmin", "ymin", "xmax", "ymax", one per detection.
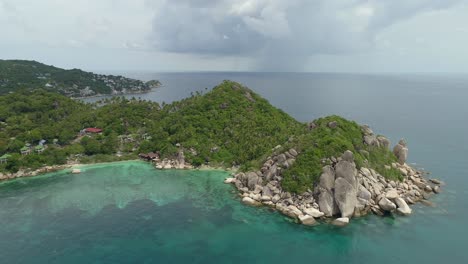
[
  {"xmin": 225, "ymin": 130, "xmax": 442, "ymax": 227},
  {"xmin": 393, "ymin": 139, "xmax": 409, "ymax": 165},
  {"xmin": 317, "ymin": 151, "xmax": 358, "ymax": 218},
  {"xmin": 361, "ymin": 125, "xmax": 391, "ymax": 149},
  {"xmin": 0, "ymin": 164, "xmax": 74, "ymax": 181},
  {"xmin": 154, "ymin": 150, "xmax": 194, "ymax": 170}
]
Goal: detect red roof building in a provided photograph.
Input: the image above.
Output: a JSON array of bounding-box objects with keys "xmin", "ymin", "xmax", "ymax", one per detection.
[{"xmin": 85, "ymin": 128, "xmax": 103, "ymax": 133}]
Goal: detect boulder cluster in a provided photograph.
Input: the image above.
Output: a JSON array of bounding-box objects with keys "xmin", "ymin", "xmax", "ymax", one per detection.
[
  {"xmin": 224, "ymin": 126, "xmax": 442, "ymax": 227},
  {"xmin": 155, "ymin": 150, "xmax": 193, "ymax": 170}
]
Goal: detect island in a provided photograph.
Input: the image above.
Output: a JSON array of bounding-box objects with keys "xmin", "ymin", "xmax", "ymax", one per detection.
[
  {"xmin": 0, "ymin": 80, "xmax": 442, "ymax": 226},
  {"xmin": 0, "ymin": 60, "xmax": 161, "ymax": 98}
]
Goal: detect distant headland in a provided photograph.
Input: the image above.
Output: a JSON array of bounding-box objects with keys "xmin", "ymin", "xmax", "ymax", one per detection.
[{"xmin": 0, "ymin": 59, "xmax": 161, "ymax": 98}]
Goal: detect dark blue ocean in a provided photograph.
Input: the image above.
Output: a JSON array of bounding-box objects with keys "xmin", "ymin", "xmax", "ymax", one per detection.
[{"xmin": 1, "ymin": 72, "xmax": 467, "ymax": 263}]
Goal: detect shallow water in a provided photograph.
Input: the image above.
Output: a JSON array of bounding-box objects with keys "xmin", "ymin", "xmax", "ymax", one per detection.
[
  {"xmin": 0, "ymin": 161, "xmax": 461, "ymax": 263},
  {"xmin": 4, "ymin": 72, "xmax": 468, "ymax": 263}
]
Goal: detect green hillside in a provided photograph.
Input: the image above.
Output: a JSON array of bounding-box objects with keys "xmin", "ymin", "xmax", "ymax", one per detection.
[
  {"xmin": 0, "ymin": 60, "xmax": 160, "ymax": 97},
  {"xmin": 0, "ymin": 81, "xmax": 401, "ymax": 194}
]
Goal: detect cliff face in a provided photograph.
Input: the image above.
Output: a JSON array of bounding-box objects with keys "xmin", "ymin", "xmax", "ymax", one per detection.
[{"xmin": 0, "ymin": 60, "xmax": 160, "ymax": 97}]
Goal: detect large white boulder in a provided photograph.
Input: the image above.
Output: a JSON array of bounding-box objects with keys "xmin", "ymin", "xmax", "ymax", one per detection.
[
  {"xmin": 378, "ymin": 197, "xmax": 397, "ymax": 212},
  {"xmin": 332, "ymin": 217, "xmax": 349, "ymax": 227},
  {"xmin": 303, "ymin": 208, "xmax": 325, "ymax": 218},
  {"xmin": 394, "ymin": 197, "xmax": 412, "ymax": 215}
]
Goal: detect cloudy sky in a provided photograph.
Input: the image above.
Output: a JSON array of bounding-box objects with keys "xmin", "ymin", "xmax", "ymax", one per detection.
[{"xmin": 1, "ymin": 0, "xmax": 468, "ymax": 72}]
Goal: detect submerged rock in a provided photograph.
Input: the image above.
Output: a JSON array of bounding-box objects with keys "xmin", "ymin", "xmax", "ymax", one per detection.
[{"xmin": 299, "ymin": 215, "xmax": 317, "ymax": 226}]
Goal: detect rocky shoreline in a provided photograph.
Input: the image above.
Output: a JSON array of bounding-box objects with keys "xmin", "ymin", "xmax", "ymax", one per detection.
[
  {"xmin": 0, "ymin": 164, "xmax": 75, "ymax": 181},
  {"xmin": 224, "ymin": 126, "xmax": 443, "ymax": 227},
  {"xmin": 0, "ymin": 124, "xmax": 443, "ymax": 228}
]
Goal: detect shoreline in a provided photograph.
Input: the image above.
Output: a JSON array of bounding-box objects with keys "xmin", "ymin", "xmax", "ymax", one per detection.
[
  {"xmin": 72, "ymin": 86, "xmax": 161, "ymax": 100},
  {"xmin": 0, "ymin": 145, "xmax": 443, "ymax": 228},
  {"xmin": 223, "ymin": 148, "xmax": 443, "ymax": 227},
  {"xmin": 0, "ymin": 159, "xmax": 142, "ymax": 182},
  {"xmin": 0, "ymin": 158, "xmax": 232, "ymax": 183}
]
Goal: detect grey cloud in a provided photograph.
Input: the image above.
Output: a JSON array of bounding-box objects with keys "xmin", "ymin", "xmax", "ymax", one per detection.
[{"xmin": 148, "ymin": 0, "xmax": 463, "ymax": 70}]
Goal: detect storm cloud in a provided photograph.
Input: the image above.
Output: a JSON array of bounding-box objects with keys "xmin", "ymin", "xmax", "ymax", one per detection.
[
  {"xmin": 1, "ymin": 0, "xmax": 467, "ymax": 71},
  {"xmin": 149, "ymin": 0, "xmax": 462, "ymax": 70}
]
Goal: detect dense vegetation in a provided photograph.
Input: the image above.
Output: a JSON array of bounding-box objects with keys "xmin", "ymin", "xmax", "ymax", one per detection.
[
  {"xmin": 280, "ymin": 116, "xmax": 402, "ymax": 193},
  {"xmin": 0, "ymin": 80, "xmax": 402, "ymax": 194},
  {"xmin": 0, "ymin": 60, "xmax": 160, "ymax": 97}
]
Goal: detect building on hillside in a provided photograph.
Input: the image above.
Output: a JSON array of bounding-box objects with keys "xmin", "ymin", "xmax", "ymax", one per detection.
[
  {"xmin": 0, "ymin": 154, "xmax": 11, "ymax": 164},
  {"xmin": 20, "ymin": 146, "xmax": 31, "ymax": 155},
  {"xmin": 35, "ymin": 145, "xmax": 45, "ymax": 154},
  {"xmin": 80, "ymin": 128, "xmax": 103, "ymax": 135}
]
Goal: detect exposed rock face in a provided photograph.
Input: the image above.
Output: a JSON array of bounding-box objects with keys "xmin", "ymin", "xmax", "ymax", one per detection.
[
  {"xmin": 393, "ymin": 139, "xmax": 409, "ymax": 165},
  {"xmin": 317, "ymin": 150, "xmax": 359, "ymax": 218},
  {"xmin": 319, "ymin": 166, "xmax": 335, "ymax": 192},
  {"xmin": 318, "ymin": 166, "xmax": 338, "ymax": 217},
  {"xmin": 247, "ymin": 172, "xmax": 260, "ymax": 190},
  {"xmin": 334, "ymin": 178, "xmax": 357, "ymax": 218},
  {"xmin": 334, "ymin": 151, "xmax": 358, "ymax": 218},
  {"xmin": 318, "ymin": 191, "xmax": 337, "ymax": 217}
]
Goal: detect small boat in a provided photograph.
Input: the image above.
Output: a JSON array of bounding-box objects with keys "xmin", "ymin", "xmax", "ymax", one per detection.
[{"xmin": 71, "ymin": 169, "xmax": 81, "ymax": 174}]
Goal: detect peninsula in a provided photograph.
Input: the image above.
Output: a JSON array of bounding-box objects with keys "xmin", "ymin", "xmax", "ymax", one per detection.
[
  {"xmin": 0, "ymin": 60, "xmax": 161, "ymax": 97},
  {"xmin": 0, "ymin": 80, "xmax": 441, "ymax": 226}
]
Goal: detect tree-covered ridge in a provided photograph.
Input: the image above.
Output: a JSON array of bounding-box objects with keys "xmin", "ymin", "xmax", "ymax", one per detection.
[
  {"xmin": 0, "ymin": 60, "xmax": 161, "ymax": 97},
  {"xmin": 0, "ymin": 80, "xmax": 402, "ymax": 195},
  {"xmin": 141, "ymin": 81, "xmax": 305, "ymax": 167}
]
